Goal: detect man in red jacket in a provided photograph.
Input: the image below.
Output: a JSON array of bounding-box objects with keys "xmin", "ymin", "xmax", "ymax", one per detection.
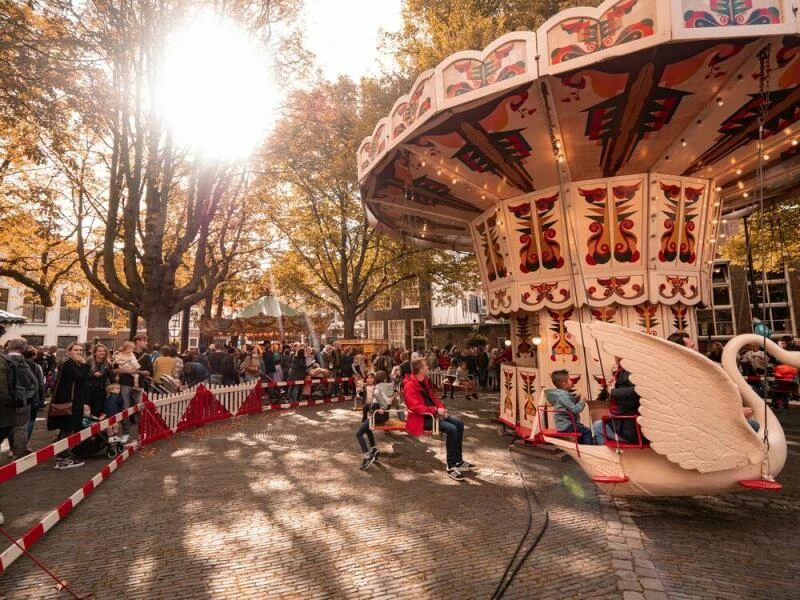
[{"xmin": 403, "ymin": 358, "xmax": 475, "ymax": 481}]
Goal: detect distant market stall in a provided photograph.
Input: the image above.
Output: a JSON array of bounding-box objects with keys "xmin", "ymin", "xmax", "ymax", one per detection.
[{"xmin": 198, "ymin": 295, "xmax": 332, "ymax": 340}]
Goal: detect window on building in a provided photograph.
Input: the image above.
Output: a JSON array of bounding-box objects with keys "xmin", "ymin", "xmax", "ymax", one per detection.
[
  {"xmin": 367, "ymin": 320, "xmax": 385, "ymax": 340},
  {"xmin": 469, "ymin": 294, "xmax": 480, "ymax": 314},
  {"xmin": 59, "ymin": 293, "xmax": 82, "ymax": 325},
  {"xmin": 747, "ymin": 268, "xmax": 794, "ymax": 335},
  {"xmin": 95, "ymin": 306, "xmax": 114, "ymax": 328},
  {"xmin": 189, "ymin": 337, "xmax": 198, "ymax": 349},
  {"xmin": 22, "ymin": 292, "xmax": 47, "ymax": 323},
  {"xmin": 56, "ymin": 335, "xmax": 78, "ymax": 350},
  {"xmin": 0, "ymin": 288, "xmax": 8, "ymax": 311},
  {"xmin": 388, "ymin": 320, "xmax": 406, "ymax": 350},
  {"xmin": 698, "ymin": 263, "xmax": 736, "ymax": 337},
  {"xmin": 401, "ymin": 278, "xmax": 420, "ymax": 309},
  {"xmin": 411, "ymin": 319, "xmax": 426, "ymax": 352},
  {"xmin": 25, "ymin": 335, "xmax": 45, "ymax": 347}
]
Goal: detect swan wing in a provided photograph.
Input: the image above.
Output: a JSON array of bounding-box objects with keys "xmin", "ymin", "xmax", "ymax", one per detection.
[{"xmin": 587, "ymin": 321, "xmax": 765, "ymax": 473}]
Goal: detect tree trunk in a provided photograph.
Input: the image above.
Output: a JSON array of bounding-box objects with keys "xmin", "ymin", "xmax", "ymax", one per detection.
[
  {"xmin": 198, "ymin": 291, "xmax": 215, "ymax": 348},
  {"xmin": 343, "ymin": 304, "xmax": 357, "ymax": 339},
  {"xmin": 144, "ymin": 310, "xmax": 172, "ymax": 347},
  {"xmin": 180, "ymin": 307, "xmax": 190, "ymax": 351},
  {"xmin": 129, "ymin": 311, "xmax": 138, "ymax": 340}
]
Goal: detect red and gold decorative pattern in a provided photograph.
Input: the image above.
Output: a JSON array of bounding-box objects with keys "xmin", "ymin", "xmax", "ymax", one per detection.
[
  {"xmin": 671, "ymin": 303, "xmax": 689, "ymax": 332},
  {"xmin": 446, "ymin": 42, "xmax": 527, "ymax": 97},
  {"xmin": 515, "ymin": 313, "xmax": 533, "ymax": 359},
  {"xmin": 587, "ymin": 276, "xmax": 644, "ymax": 301},
  {"xmin": 580, "ymin": 187, "xmax": 612, "ymax": 265},
  {"xmin": 521, "ymin": 282, "xmax": 570, "ymax": 308},
  {"xmin": 659, "ymin": 275, "xmax": 699, "ymax": 300},
  {"xmin": 683, "ymin": 1, "xmax": 782, "ymax": 28},
  {"xmin": 591, "ymin": 305, "xmax": 619, "ymax": 322},
  {"xmin": 549, "ymin": 307, "xmax": 577, "ymax": 362},
  {"xmin": 658, "ymin": 182, "xmax": 682, "ymax": 263},
  {"xmin": 476, "ymin": 215, "xmax": 508, "ymax": 282},
  {"xmin": 612, "ymin": 182, "xmax": 641, "ymax": 263},
  {"xmin": 508, "ymin": 192, "xmax": 564, "ymax": 273},
  {"xmin": 503, "ymin": 368, "xmax": 516, "ymax": 417},
  {"xmin": 634, "ymin": 302, "xmax": 660, "ymax": 335},
  {"xmin": 490, "ymin": 288, "xmax": 513, "ymax": 313},
  {"xmin": 519, "ymin": 371, "xmax": 537, "ymax": 421},
  {"xmin": 550, "ymin": 0, "xmax": 655, "ymax": 65},
  {"xmin": 680, "ymin": 185, "xmax": 703, "ymax": 264}
]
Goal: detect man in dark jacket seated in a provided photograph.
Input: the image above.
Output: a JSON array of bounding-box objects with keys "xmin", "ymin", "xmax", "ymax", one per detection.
[{"xmin": 593, "ymin": 358, "xmax": 648, "ymax": 446}]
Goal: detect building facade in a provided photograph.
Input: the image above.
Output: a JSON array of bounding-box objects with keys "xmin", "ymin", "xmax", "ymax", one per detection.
[
  {"xmin": 363, "ymin": 279, "xmax": 511, "ymax": 353},
  {"xmin": 0, "ymin": 280, "xmax": 89, "ymax": 350}
]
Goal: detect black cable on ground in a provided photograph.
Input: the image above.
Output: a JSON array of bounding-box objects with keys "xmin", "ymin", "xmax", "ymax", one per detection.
[{"xmin": 490, "ymin": 447, "xmax": 550, "ymax": 599}]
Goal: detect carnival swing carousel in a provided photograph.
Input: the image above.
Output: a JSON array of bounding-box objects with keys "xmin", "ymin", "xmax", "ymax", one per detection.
[{"xmin": 358, "ymin": 0, "xmax": 800, "ymax": 496}]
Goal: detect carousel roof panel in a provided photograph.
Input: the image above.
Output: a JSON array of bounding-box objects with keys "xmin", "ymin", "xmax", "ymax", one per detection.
[{"xmin": 359, "ymin": 0, "xmax": 800, "ymax": 249}]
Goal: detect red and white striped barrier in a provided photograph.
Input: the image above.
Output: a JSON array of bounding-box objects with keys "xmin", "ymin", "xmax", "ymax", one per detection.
[
  {"xmin": 0, "ymin": 444, "xmax": 137, "ymax": 573},
  {"xmin": 0, "ymin": 403, "xmax": 144, "ymax": 484}
]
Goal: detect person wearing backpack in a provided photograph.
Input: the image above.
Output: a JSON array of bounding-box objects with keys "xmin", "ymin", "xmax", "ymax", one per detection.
[{"xmin": 1, "ymin": 338, "xmax": 38, "ymax": 459}]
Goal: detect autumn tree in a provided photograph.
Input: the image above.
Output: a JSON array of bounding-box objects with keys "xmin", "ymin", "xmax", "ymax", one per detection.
[
  {"xmin": 0, "ymin": 1, "xmax": 84, "ymax": 304},
  {"xmin": 386, "ymin": 0, "xmax": 601, "ymax": 74},
  {"xmin": 718, "ymin": 199, "xmax": 800, "ymax": 273},
  {"xmin": 30, "ymin": 0, "xmax": 304, "ymax": 345},
  {"xmin": 261, "ymin": 78, "xmax": 479, "ymax": 338}
]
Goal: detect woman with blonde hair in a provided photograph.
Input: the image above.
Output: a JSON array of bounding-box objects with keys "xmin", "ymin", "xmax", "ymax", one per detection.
[{"xmin": 87, "ymin": 344, "xmax": 113, "ymax": 417}]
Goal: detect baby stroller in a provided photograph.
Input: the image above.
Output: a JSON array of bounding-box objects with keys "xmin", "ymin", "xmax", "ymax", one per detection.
[
  {"xmin": 72, "ymin": 416, "xmax": 125, "ymax": 459},
  {"xmin": 147, "ymin": 374, "xmax": 181, "ymax": 395}
]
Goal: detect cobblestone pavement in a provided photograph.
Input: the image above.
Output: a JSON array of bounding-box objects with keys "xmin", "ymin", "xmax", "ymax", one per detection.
[{"xmin": 0, "ymin": 394, "xmax": 797, "ymax": 599}]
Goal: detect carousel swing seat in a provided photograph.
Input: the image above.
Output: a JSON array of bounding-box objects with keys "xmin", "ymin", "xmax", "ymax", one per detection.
[{"xmin": 600, "ymin": 415, "xmax": 650, "ymax": 450}]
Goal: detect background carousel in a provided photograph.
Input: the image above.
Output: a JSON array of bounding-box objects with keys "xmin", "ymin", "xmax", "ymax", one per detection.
[{"xmin": 358, "ymin": 0, "xmax": 800, "ymax": 445}]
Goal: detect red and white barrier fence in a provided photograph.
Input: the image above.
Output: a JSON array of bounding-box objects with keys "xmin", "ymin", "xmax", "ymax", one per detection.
[
  {"xmin": 140, "ymin": 378, "xmax": 354, "ymax": 447},
  {"xmin": 0, "ymin": 403, "xmax": 144, "ymax": 484},
  {"xmin": 0, "ymin": 377, "xmax": 354, "ymax": 576},
  {"xmin": 0, "ymin": 444, "xmax": 137, "ymax": 573}
]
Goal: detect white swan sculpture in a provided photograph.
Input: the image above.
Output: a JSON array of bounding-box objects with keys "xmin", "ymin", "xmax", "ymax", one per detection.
[{"xmin": 531, "ymin": 321, "xmax": 791, "ymax": 497}]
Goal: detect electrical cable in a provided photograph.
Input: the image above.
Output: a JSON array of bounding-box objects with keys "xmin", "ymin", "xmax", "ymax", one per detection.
[{"xmin": 491, "ymin": 448, "xmax": 549, "ymax": 599}]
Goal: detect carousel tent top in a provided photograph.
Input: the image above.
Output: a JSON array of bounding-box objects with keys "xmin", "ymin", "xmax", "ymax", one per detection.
[
  {"xmin": 198, "ymin": 295, "xmax": 331, "ymax": 337},
  {"xmin": 358, "ymin": 0, "xmax": 800, "ymax": 250},
  {"xmin": 0, "ymin": 309, "xmax": 27, "ymax": 326}
]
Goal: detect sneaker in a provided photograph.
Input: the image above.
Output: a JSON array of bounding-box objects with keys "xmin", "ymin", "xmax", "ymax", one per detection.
[
  {"xmin": 120, "ymin": 434, "xmax": 130, "ymax": 444},
  {"xmin": 455, "ymin": 461, "xmax": 476, "ymax": 472},
  {"xmin": 446, "ymin": 467, "xmax": 465, "ymax": 481},
  {"xmin": 0, "ymin": 512, "xmax": 4, "ymax": 525},
  {"xmin": 58, "ymin": 456, "xmax": 84, "ymax": 469},
  {"xmin": 370, "ymin": 448, "xmax": 380, "ymax": 463},
  {"xmin": 359, "ymin": 456, "xmax": 373, "ymax": 471}
]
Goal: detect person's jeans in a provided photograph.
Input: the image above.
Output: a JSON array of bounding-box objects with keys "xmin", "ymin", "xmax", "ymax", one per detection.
[
  {"xmin": 26, "ymin": 403, "xmax": 39, "ymax": 444},
  {"xmin": 355, "ymin": 419, "xmax": 376, "ymax": 454},
  {"xmin": 120, "ymin": 385, "xmax": 140, "ymax": 435},
  {"xmin": 439, "ymin": 415, "xmax": 464, "ymax": 468},
  {"xmin": 287, "ymin": 383, "xmax": 302, "ymax": 402},
  {"xmin": 559, "ymin": 421, "xmax": 593, "ymax": 445},
  {"xmin": 7, "ymin": 406, "xmax": 30, "ymax": 456}
]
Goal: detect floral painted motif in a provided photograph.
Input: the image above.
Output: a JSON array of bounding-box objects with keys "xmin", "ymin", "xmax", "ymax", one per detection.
[
  {"xmin": 515, "ymin": 313, "xmax": 533, "ymax": 359},
  {"xmin": 508, "ymin": 193, "xmax": 564, "ymax": 273},
  {"xmin": 659, "ymin": 275, "xmax": 699, "ymax": 300},
  {"xmin": 658, "ymin": 182, "xmax": 682, "ymax": 263},
  {"xmin": 519, "ymin": 372, "xmax": 537, "ymax": 421},
  {"xmin": 684, "ymin": 1, "xmax": 782, "ymax": 28},
  {"xmin": 476, "ymin": 215, "xmax": 508, "ymax": 282},
  {"xmin": 634, "ymin": 303, "xmax": 660, "ymax": 335},
  {"xmin": 587, "ymin": 276, "xmax": 644, "ymax": 301},
  {"xmin": 549, "ymin": 308, "xmax": 577, "ymax": 363},
  {"xmin": 580, "ymin": 187, "xmax": 612, "ymax": 265},
  {"xmin": 680, "ymin": 186, "xmax": 703, "ymax": 264},
  {"xmin": 522, "ymin": 282, "xmax": 570, "ymax": 307},
  {"xmin": 490, "ymin": 288, "xmax": 513, "ymax": 313},
  {"xmin": 446, "ymin": 42, "xmax": 526, "ymax": 97},
  {"xmin": 591, "ymin": 306, "xmax": 619, "ymax": 322},
  {"xmin": 612, "ymin": 182, "xmax": 641, "ymax": 263},
  {"xmin": 503, "ymin": 369, "xmax": 516, "ymax": 417},
  {"xmin": 550, "ymin": 0, "xmax": 654, "ymax": 65},
  {"xmin": 671, "ymin": 303, "xmax": 689, "ymax": 332}
]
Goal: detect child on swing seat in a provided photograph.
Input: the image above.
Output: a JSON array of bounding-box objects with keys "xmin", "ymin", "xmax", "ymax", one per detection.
[{"xmin": 544, "ymin": 369, "xmax": 593, "ymax": 444}]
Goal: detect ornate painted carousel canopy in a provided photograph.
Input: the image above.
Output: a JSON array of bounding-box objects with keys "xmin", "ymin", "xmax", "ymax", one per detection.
[{"xmin": 358, "ymin": 1, "xmax": 800, "ymax": 316}]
